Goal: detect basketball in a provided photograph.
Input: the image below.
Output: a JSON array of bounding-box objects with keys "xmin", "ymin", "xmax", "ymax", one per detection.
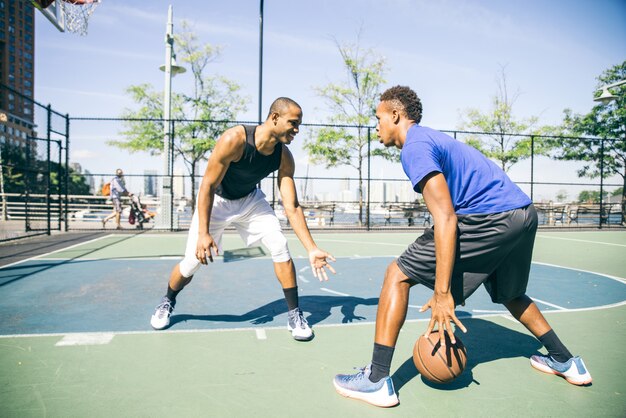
[{"xmin": 413, "ymin": 330, "xmax": 467, "ymax": 384}]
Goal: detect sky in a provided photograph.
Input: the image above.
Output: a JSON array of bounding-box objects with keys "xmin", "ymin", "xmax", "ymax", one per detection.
[{"xmin": 33, "ymin": 0, "xmax": 626, "ymax": 200}]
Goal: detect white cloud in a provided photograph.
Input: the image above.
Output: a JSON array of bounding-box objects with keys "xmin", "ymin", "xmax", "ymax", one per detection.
[
  {"xmin": 38, "ymin": 86, "xmax": 130, "ymax": 101},
  {"xmin": 36, "ymin": 41, "xmax": 159, "ymax": 62},
  {"xmin": 72, "ymin": 149, "xmax": 99, "ymax": 159},
  {"xmin": 98, "ymin": 4, "xmax": 165, "ymax": 25}
]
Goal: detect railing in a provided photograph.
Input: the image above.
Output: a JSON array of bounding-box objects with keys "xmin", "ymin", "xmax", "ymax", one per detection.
[
  {"xmin": 1, "ymin": 193, "xmax": 622, "ymax": 240},
  {"xmin": 534, "ymin": 202, "xmax": 624, "ymax": 227}
]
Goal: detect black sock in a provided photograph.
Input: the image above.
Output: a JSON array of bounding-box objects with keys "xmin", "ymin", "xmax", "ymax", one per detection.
[
  {"xmin": 370, "ymin": 343, "xmax": 395, "ymax": 383},
  {"xmin": 538, "ymin": 329, "xmax": 573, "ymax": 362},
  {"xmin": 283, "ymin": 286, "xmax": 299, "ymax": 311},
  {"xmin": 166, "ymin": 285, "xmax": 181, "ymax": 304}
]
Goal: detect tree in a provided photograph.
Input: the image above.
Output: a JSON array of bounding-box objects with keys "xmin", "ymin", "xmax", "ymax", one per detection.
[
  {"xmin": 111, "ymin": 23, "xmax": 248, "ymax": 211},
  {"xmin": 1, "ymin": 143, "xmax": 90, "ymax": 196},
  {"xmin": 304, "ymin": 34, "xmax": 388, "ymax": 225},
  {"xmin": 555, "ymin": 189, "xmax": 568, "ymax": 203},
  {"xmin": 578, "ymin": 190, "xmax": 607, "ymax": 204},
  {"xmin": 555, "ymin": 61, "xmax": 626, "ymax": 224},
  {"xmin": 458, "ymin": 65, "xmax": 551, "ymax": 172}
]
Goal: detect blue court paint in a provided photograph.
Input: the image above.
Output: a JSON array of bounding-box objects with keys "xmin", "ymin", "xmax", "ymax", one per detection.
[{"xmin": 0, "ymin": 257, "xmax": 624, "ymax": 336}]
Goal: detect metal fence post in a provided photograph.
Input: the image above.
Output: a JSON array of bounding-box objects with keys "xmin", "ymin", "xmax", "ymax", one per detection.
[
  {"xmin": 170, "ymin": 119, "xmax": 175, "ymax": 231},
  {"xmin": 57, "ymin": 138, "xmax": 62, "ymax": 231},
  {"xmin": 46, "ymin": 104, "xmax": 52, "ymax": 235},
  {"xmin": 65, "ymin": 114, "xmax": 70, "ymax": 232},
  {"xmin": 530, "ymin": 135, "xmax": 535, "ymax": 202},
  {"xmin": 25, "ymin": 134, "xmax": 31, "ymax": 232},
  {"xmin": 599, "ymin": 137, "xmax": 605, "ymax": 229},
  {"xmin": 367, "ymin": 127, "xmax": 371, "ymax": 230}
]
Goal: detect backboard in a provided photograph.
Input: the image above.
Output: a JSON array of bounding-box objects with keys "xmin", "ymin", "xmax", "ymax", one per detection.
[
  {"xmin": 31, "ymin": 0, "xmax": 65, "ymax": 32},
  {"xmin": 31, "ymin": 0, "xmax": 102, "ymax": 35}
]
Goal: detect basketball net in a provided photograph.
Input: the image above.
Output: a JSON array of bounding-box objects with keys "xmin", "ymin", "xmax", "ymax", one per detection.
[{"xmin": 60, "ymin": 0, "xmax": 101, "ymax": 36}]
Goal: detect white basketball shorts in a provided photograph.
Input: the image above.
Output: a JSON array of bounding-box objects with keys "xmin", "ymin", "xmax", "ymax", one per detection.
[{"xmin": 178, "ymin": 188, "xmax": 291, "ymax": 278}]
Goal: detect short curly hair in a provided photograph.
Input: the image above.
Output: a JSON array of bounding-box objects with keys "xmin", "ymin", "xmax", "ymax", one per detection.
[{"xmin": 380, "ymin": 86, "xmax": 422, "ymax": 123}]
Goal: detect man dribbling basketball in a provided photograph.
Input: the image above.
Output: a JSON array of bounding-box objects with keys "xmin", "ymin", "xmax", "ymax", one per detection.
[
  {"xmin": 333, "ymin": 86, "xmax": 592, "ymax": 407},
  {"xmin": 150, "ymin": 97, "xmax": 336, "ymax": 341}
]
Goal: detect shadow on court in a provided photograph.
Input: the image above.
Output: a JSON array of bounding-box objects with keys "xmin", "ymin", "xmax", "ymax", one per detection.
[
  {"xmin": 0, "ymin": 233, "xmax": 141, "ymax": 288},
  {"xmin": 0, "ymin": 232, "xmax": 109, "ymax": 265},
  {"xmin": 169, "ymin": 295, "xmax": 379, "ymax": 328},
  {"xmin": 392, "ymin": 318, "xmax": 542, "ymax": 394}
]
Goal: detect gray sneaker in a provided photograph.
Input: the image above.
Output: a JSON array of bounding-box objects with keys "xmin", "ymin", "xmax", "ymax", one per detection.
[
  {"xmin": 287, "ymin": 307, "xmax": 313, "ymax": 341},
  {"xmin": 150, "ymin": 297, "xmax": 174, "ymax": 330},
  {"xmin": 333, "ymin": 364, "xmax": 399, "ymax": 407}
]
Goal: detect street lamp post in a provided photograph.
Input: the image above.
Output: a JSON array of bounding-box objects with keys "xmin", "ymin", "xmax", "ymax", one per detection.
[
  {"xmin": 593, "ymin": 78, "xmax": 625, "ymax": 227},
  {"xmin": 157, "ymin": 5, "xmax": 186, "ymax": 230},
  {"xmin": 593, "ymin": 79, "xmax": 626, "ymax": 104}
]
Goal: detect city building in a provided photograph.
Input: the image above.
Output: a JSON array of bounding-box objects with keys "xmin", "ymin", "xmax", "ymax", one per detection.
[
  {"xmin": 70, "ymin": 162, "xmax": 94, "ymax": 194},
  {"xmin": 0, "ymin": 0, "xmax": 35, "ymax": 149},
  {"xmin": 144, "ymin": 169, "xmax": 157, "ymax": 196}
]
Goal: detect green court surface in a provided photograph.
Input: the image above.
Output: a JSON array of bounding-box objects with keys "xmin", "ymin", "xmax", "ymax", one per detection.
[{"xmin": 0, "ymin": 231, "xmax": 625, "ymax": 417}]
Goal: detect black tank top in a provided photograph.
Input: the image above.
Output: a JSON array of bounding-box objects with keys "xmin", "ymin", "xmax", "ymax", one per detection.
[{"xmin": 215, "ymin": 125, "xmax": 283, "ymax": 200}]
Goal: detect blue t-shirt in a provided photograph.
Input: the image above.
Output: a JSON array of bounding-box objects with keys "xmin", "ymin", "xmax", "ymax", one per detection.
[{"xmin": 400, "ymin": 125, "xmax": 531, "ymax": 215}]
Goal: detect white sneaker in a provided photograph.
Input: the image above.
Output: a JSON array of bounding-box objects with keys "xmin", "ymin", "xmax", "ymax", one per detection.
[
  {"xmin": 151, "ymin": 297, "xmax": 174, "ymax": 330},
  {"xmin": 530, "ymin": 354, "xmax": 592, "ymax": 385},
  {"xmin": 287, "ymin": 307, "xmax": 313, "ymax": 341}
]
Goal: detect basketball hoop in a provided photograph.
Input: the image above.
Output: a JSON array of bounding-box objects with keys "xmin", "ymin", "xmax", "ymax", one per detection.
[{"xmin": 60, "ymin": 0, "xmax": 101, "ymax": 36}]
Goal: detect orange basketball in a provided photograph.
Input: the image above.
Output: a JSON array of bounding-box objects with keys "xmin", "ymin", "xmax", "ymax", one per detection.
[{"xmin": 413, "ymin": 330, "xmax": 467, "ymax": 384}]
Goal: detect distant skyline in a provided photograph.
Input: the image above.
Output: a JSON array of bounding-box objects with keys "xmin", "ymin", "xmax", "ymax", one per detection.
[{"xmin": 33, "ymin": 0, "xmax": 626, "ymax": 201}]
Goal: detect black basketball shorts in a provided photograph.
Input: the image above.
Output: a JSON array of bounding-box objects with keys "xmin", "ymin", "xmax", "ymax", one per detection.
[{"xmin": 396, "ymin": 204, "xmax": 538, "ymax": 305}]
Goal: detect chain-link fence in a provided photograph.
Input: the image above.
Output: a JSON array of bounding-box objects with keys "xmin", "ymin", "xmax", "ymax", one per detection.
[
  {"xmin": 1, "ymin": 83, "xmax": 69, "ymax": 241},
  {"xmin": 1, "ymin": 88, "xmax": 624, "ymax": 242}
]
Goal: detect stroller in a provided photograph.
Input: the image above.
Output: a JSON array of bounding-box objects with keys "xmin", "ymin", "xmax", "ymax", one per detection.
[{"xmin": 128, "ymin": 195, "xmax": 152, "ymax": 229}]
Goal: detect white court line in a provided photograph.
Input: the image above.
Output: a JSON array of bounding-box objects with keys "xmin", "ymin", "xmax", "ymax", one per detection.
[
  {"xmin": 39, "ymin": 254, "xmax": 400, "ymax": 262},
  {"xmin": 537, "ymin": 234, "xmax": 626, "ymax": 248},
  {"xmin": 0, "ymin": 234, "xmax": 114, "ymax": 270},
  {"xmin": 298, "ymin": 275, "xmax": 309, "ymax": 283},
  {"xmin": 320, "ymin": 287, "xmax": 350, "ymax": 296},
  {"xmin": 298, "ymin": 266, "xmax": 309, "ymax": 273},
  {"xmin": 2, "ymin": 300, "xmax": 625, "ymax": 341},
  {"xmin": 530, "ymin": 297, "xmax": 567, "ymax": 310},
  {"xmin": 546, "ymin": 299, "xmax": 626, "ymax": 313},
  {"xmin": 500, "ymin": 314, "xmax": 518, "ymax": 323},
  {"xmin": 1, "ymin": 258, "xmax": 622, "ymax": 340},
  {"xmin": 533, "ymin": 261, "xmax": 626, "ymax": 284},
  {"xmin": 55, "ymin": 333, "xmax": 114, "ymax": 346},
  {"xmin": 40, "ymin": 257, "xmax": 188, "ymax": 262},
  {"xmin": 473, "ymin": 309, "xmax": 508, "ymax": 313},
  {"xmin": 313, "ymin": 238, "xmax": 408, "ymax": 247},
  {"xmin": 408, "ymin": 304, "xmax": 422, "ymax": 309},
  {"xmin": 255, "ymin": 329, "xmax": 267, "ymax": 340}
]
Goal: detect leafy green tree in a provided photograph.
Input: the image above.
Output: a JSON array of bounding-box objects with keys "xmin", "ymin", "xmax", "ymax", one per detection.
[
  {"xmin": 304, "ymin": 35, "xmax": 387, "ymax": 225},
  {"xmin": 1, "ymin": 143, "xmax": 90, "ymax": 195},
  {"xmin": 555, "ymin": 189, "xmax": 568, "ymax": 203},
  {"xmin": 578, "ymin": 190, "xmax": 607, "ymax": 204},
  {"xmin": 458, "ymin": 65, "xmax": 552, "ymax": 172},
  {"xmin": 555, "ymin": 61, "xmax": 626, "ymax": 224},
  {"xmin": 111, "ymin": 23, "xmax": 248, "ymax": 210}
]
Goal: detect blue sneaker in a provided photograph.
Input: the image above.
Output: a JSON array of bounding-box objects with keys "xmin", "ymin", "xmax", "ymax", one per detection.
[
  {"xmin": 530, "ymin": 354, "xmax": 592, "ymax": 385},
  {"xmin": 333, "ymin": 365, "xmax": 399, "ymax": 407}
]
